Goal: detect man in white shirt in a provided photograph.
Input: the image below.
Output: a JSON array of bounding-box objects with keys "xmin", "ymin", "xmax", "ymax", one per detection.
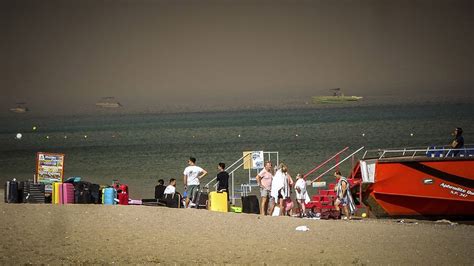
[{"xmin": 183, "ymin": 157, "xmax": 208, "ymax": 208}]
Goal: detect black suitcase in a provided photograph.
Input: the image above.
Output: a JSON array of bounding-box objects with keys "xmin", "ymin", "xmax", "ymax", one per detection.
[
  {"xmin": 17, "ymin": 181, "xmax": 24, "ymax": 203},
  {"xmin": 241, "ymin": 195, "xmax": 259, "ymax": 214},
  {"xmin": 90, "ymin": 184, "xmax": 101, "ymax": 204},
  {"xmin": 5, "ymin": 180, "xmax": 19, "ymax": 203},
  {"xmin": 193, "ymin": 190, "xmax": 208, "ymax": 209},
  {"xmin": 23, "ymin": 182, "xmax": 45, "ymax": 203}
]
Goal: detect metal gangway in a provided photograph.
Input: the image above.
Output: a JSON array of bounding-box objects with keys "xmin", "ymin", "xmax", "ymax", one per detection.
[{"xmin": 204, "ymin": 151, "xmax": 279, "ymax": 205}]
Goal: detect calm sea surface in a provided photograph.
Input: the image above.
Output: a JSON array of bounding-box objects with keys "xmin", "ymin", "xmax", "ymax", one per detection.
[{"xmin": 1, "ymin": 102, "xmax": 473, "ymax": 198}]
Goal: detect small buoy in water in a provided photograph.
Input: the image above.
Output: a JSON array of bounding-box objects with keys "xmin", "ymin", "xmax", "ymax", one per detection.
[
  {"xmin": 295, "ymin": 134, "xmax": 299, "ymax": 137},
  {"xmin": 84, "ymin": 135, "xmax": 88, "ymax": 139},
  {"xmin": 362, "ymin": 213, "xmax": 367, "ymax": 218},
  {"xmin": 64, "ymin": 136, "xmax": 68, "ymax": 139},
  {"xmin": 362, "ymin": 133, "xmax": 365, "ymax": 137},
  {"xmin": 16, "ymin": 133, "xmax": 22, "ymax": 140},
  {"xmin": 410, "ymin": 133, "xmax": 414, "ymax": 137},
  {"xmin": 32, "ymin": 126, "xmax": 37, "ymax": 131},
  {"xmin": 46, "ymin": 135, "xmax": 50, "ymax": 139},
  {"xmin": 238, "ymin": 134, "xmax": 241, "ymax": 138}
]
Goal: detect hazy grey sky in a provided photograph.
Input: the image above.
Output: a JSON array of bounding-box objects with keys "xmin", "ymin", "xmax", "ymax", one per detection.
[{"xmin": 1, "ymin": 0, "xmax": 473, "ymax": 114}]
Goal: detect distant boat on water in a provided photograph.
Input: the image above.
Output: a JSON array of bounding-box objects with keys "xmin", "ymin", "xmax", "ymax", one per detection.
[
  {"xmin": 9, "ymin": 103, "xmax": 29, "ymax": 113},
  {"xmin": 96, "ymin": 97, "xmax": 122, "ymax": 108},
  {"xmin": 312, "ymin": 88, "xmax": 363, "ymax": 104}
]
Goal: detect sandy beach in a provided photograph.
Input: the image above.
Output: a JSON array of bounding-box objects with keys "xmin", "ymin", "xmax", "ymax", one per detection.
[{"xmin": 1, "ymin": 190, "xmax": 473, "ymax": 265}]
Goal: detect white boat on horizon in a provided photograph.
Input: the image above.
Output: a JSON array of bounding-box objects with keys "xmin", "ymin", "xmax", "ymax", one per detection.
[
  {"xmin": 9, "ymin": 103, "xmax": 29, "ymax": 113},
  {"xmin": 96, "ymin": 97, "xmax": 122, "ymax": 108},
  {"xmin": 313, "ymin": 88, "xmax": 363, "ymax": 104}
]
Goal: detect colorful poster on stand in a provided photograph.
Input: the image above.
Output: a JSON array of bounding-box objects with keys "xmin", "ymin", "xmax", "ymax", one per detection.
[
  {"xmin": 251, "ymin": 151, "xmax": 264, "ymax": 169},
  {"xmin": 36, "ymin": 152, "xmax": 65, "ymax": 185}
]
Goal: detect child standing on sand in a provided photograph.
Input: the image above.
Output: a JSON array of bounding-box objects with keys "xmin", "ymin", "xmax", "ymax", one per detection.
[{"xmin": 294, "ymin": 173, "xmax": 308, "ymax": 217}]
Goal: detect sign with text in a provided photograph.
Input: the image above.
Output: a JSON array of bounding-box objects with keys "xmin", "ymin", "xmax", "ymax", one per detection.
[{"xmin": 36, "ymin": 152, "xmax": 65, "ymax": 184}]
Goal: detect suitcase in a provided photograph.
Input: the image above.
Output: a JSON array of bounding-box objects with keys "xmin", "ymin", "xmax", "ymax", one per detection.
[
  {"xmin": 62, "ymin": 183, "xmax": 75, "ymax": 204},
  {"xmin": 103, "ymin": 187, "xmax": 116, "ymax": 205},
  {"xmin": 52, "ymin": 182, "xmax": 63, "ymax": 204},
  {"xmin": 118, "ymin": 192, "xmax": 129, "ymax": 205},
  {"xmin": 17, "ymin": 181, "xmax": 25, "ymax": 203},
  {"xmin": 5, "ymin": 181, "xmax": 20, "ymax": 203},
  {"xmin": 89, "ymin": 184, "xmax": 101, "ymax": 204},
  {"xmin": 209, "ymin": 191, "xmax": 228, "ymax": 212},
  {"xmin": 23, "ymin": 182, "xmax": 45, "ymax": 203},
  {"xmin": 241, "ymin": 195, "xmax": 259, "ymax": 214},
  {"xmin": 193, "ymin": 188, "xmax": 209, "ymax": 209}
]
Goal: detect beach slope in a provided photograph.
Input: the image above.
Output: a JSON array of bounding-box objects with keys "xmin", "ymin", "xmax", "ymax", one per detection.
[{"xmin": 0, "ymin": 191, "xmax": 473, "ymax": 264}]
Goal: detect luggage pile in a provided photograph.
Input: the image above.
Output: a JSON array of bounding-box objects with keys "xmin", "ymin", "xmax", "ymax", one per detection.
[
  {"xmin": 5, "ymin": 180, "xmax": 45, "ymax": 204},
  {"xmin": 4, "ymin": 178, "xmax": 131, "ymax": 206}
]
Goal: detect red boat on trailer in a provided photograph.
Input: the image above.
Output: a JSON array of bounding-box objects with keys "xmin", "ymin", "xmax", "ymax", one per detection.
[{"xmin": 306, "ymin": 146, "xmax": 474, "ymax": 219}]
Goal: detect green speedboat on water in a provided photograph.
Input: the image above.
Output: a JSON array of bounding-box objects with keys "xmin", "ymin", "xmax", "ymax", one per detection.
[{"xmin": 312, "ymin": 88, "xmax": 363, "ymax": 104}]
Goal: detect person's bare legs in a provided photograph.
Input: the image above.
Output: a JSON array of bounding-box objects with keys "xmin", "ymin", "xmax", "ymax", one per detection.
[
  {"xmin": 268, "ymin": 197, "xmax": 275, "ymax": 215},
  {"xmin": 343, "ymin": 205, "xmax": 350, "ymax": 219},
  {"xmin": 300, "ymin": 199, "xmax": 306, "ymax": 217},
  {"xmin": 260, "ymin": 196, "xmax": 268, "ymax": 215},
  {"xmin": 334, "ymin": 198, "xmax": 341, "ymax": 212},
  {"xmin": 279, "ymin": 198, "xmax": 284, "ymax": 216}
]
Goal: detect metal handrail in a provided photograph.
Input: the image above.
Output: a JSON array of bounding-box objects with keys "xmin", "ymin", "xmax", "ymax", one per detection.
[
  {"xmin": 303, "ymin": 147, "xmax": 349, "ymax": 179},
  {"xmin": 311, "ymin": 146, "xmax": 365, "ymax": 183}
]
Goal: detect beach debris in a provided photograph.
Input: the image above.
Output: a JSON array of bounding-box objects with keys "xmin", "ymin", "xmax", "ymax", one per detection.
[
  {"xmin": 15, "ymin": 133, "xmax": 22, "ymax": 140},
  {"xmin": 435, "ymin": 219, "xmax": 458, "ymax": 226},
  {"xmin": 398, "ymin": 219, "xmax": 418, "ymax": 224},
  {"xmin": 361, "ymin": 213, "xmax": 367, "ymax": 218},
  {"xmin": 295, "ymin": 225, "xmax": 310, "ymax": 231}
]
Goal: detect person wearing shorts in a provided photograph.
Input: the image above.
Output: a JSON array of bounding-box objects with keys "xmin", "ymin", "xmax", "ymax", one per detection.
[
  {"xmin": 256, "ymin": 161, "xmax": 273, "ymax": 215},
  {"xmin": 334, "ymin": 171, "xmax": 351, "ymax": 219},
  {"xmin": 183, "ymin": 157, "xmax": 207, "ymax": 208}
]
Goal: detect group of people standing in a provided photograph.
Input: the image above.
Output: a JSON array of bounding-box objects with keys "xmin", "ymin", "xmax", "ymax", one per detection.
[
  {"xmin": 155, "ymin": 157, "xmax": 354, "ymax": 219},
  {"xmin": 256, "ymin": 161, "xmax": 309, "ymax": 217}
]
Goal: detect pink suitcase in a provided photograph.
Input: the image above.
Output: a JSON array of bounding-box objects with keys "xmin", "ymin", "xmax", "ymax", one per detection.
[{"xmin": 62, "ymin": 183, "xmax": 75, "ymax": 204}]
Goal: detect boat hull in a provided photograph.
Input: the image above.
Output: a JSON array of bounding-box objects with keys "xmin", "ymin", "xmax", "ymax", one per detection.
[{"xmin": 362, "ymin": 158, "xmax": 474, "ymax": 218}]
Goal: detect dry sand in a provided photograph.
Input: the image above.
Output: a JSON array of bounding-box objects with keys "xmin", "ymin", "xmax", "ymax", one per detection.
[{"xmin": 1, "ymin": 190, "xmax": 473, "ymax": 265}]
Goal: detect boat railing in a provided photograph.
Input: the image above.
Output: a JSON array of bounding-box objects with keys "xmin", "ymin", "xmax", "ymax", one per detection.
[{"xmin": 362, "ymin": 144, "xmax": 474, "ymax": 160}]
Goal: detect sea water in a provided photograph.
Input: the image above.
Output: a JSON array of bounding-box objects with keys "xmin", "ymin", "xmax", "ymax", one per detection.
[{"xmin": 1, "ymin": 102, "xmax": 473, "ymax": 198}]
